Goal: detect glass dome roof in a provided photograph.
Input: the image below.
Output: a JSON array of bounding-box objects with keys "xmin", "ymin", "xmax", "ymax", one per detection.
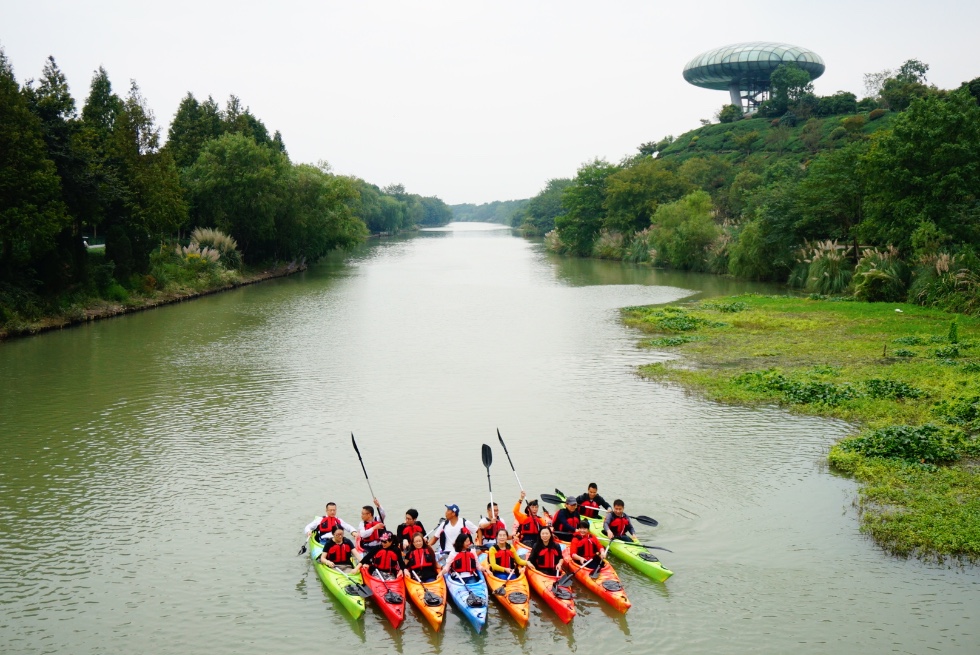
[{"xmin": 683, "ymin": 42, "xmax": 825, "ymax": 90}]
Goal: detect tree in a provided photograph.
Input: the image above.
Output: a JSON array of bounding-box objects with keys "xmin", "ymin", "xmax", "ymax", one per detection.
[
  {"xmin": 166, "ymin": 93, "xmax": 223, "ymax": 169},
  {"xmin": 517, "ymin": 178, "xmax": 572, "ymax": 235},
  {"xmin": 863, "ymin": 69, "xmax": 893, "ymax": 100},
  {"xmin": 880, "ymin": 59, "xmax": 933, "ymax": 111},
  {"xmin": 859, "ymin": 90, "xmax": 980, "ymax": 251},
  {"xmin": 647, "ymin": 191, "xmax": 719, "ymax": 271},
  {"xmin": 554, "ymin": 159, "xmax": 620, "ymax": 255},
  {"xmin": 278, "ymin": 165, "xmax": 366, "ymax": 259},
  {"xmin": 602, "ymin": 158, "xmax": 688, "ymax": 236},
  {"xmin": 0, "ymin": 49, "xmax": 70, "ymax": 280},
  {"xmin": 718, "ymin": 104, "xmax": 742, "ymax": 123},
  {"xmin": 769, "ymin": 64, "xmax": 813, "ymax": 114},
  {"xmin": 795, "ymin": 141, "xmax": 868, "ymax": 249}
]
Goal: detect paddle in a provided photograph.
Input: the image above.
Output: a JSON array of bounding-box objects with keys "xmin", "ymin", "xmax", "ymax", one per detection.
[
  {"xmin": 411, "ymin": 570, "xmax": 443, "ymax": 606},
  {"xmin": 481, "ymin": 443, "xmax": 494, "ymax": 519},
  {"xmin": 351, "ymin": 432, "xmax": 377, "ymax": 501},
  {"xmin": 496, "ymin": 428, "xmax": 524, "ymax": 492},
  {"xmin": 544, "ymin": 489, "xmax": 660, "ymax": 528},
  {"xmin": 337, "ymin": 566, "xmax": 373, "ymax": 598},
  {"xmin": 558, "ymin": 554, "xmax": 602, "ymax": 586}
]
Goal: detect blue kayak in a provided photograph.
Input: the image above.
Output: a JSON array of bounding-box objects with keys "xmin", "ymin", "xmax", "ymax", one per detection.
[{"xmin": 444, "ymin": 569, "xmax": 488, "ymax": 632}]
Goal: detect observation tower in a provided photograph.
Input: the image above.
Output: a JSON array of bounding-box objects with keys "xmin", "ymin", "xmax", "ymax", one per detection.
[{"xmin": 683, "ymin": 42, "xmax": 825, "ymax": 113}]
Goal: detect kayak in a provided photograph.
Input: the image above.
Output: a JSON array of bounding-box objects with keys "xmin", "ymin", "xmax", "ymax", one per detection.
[
  {"xmin": 525, "ymin": 565, "xmax": 576, "ymax": 624},
  {"xmin": 309, "ymin": 534, "xmax": 366, "ymax": 619},
  {"xmin": 444, "ymin": 570, "xmax": 489, "ymax": 632},
  {"xmin": 479, "ymin": 554, "xmax": 530, "ymax": 627},
  {"xmin": 561, "ymin": 546, "xmax": 631, "ymax": 613},
  {"xmin": 404, "ymin": 574, "xmax": 447, "ymax": 630},
  {"xmin": 362, "ymin": 567, "xmax": 406, "ymax": 628},
  {"xmin": 588, "ymin": 519, "xmax": 673, "ymax": 583}
]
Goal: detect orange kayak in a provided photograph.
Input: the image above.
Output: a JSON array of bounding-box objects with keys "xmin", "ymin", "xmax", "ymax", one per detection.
[
  {"xmin": 562, "ymin": 548, "xmax": 630, "ymax": 613},
  {"xmin": 404, "ymin": 574, "xmax": 447, "ymax": 630},
  {"xmin": 480, "ymin": 561, "xmax": 530, "ymax": 627},
  {"xmin": 525, "ymin": 566, "xmax": 575, "ymax": 624}
]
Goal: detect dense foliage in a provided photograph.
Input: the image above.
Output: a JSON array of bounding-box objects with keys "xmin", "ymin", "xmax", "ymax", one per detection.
[
  {"xmin": 450, "ymin": 198, "xmax": 528, "ymax": 225},
  {"xmin": 0, "ymin": 48, "xmax": 452, "ymax": 329},
  {"xmin": 521, "ymin": 59, "xmax": 980, "ymax": 316}
]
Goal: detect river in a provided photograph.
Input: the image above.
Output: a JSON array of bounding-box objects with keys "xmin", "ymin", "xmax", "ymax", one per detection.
[{"xmin": 0, "ymin": 223, "xmax": 976, "ymax": 654}]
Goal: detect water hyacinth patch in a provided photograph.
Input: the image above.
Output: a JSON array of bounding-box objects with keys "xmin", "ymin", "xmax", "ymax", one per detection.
[{"xmin": 837, "ymin": 424, "xmax": 961, "ymax": 464}]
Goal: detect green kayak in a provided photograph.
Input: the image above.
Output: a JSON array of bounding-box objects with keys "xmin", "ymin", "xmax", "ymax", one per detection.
[
  {"xmin": 310, "ymin": 534, "xmax": 366, "ymax": 618},
  {"xmin": 587, "ymin": 518, "xmax": 673, "ymax": 583}
]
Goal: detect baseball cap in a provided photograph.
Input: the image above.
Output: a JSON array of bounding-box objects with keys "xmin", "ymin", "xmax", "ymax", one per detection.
[{"xmin": 445, "ymin": 504, "xmax": 460, "ymax": 514}]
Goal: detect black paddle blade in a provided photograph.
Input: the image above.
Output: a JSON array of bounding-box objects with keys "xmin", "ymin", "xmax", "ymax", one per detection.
[
  {"xmin": 481, "ymin": 443, "xmax": 492, "ymax": 469},
  {"xmin": 351, "ymin": 432, "xmax": 360, "ymax": 455},
  {"xmin": 540, "ymin": 493, "xmax": 563, "ymax": 506},
  {"xmin": 423, "ymin": 590, "xmax": 442, "ymax": 607},
  {"xmin": 635, "ymin": 515, "xmax": 659, "ymax": 527},
  {"xmin": 557, "ymin": 572, "xmax": 574, "ymax": 587},
  {"xmin": 589, "ymin": 556, "xmax": 603, "ymax": 579},
  {"xmin": 357, "ymin": 584, "xmax": 373, "ymax": 597},
  {"xmin": 554, "ymin": 488, "xmax": 566, "ymax": 500},
  {"xmin": 297, "ymin": 543, "xmax": 307, "ymax": 556}
]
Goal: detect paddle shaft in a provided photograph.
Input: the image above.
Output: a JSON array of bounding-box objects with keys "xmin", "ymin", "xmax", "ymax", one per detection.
[
  {"xmin": 351, "ymin": 433, "xmax": 377, "ymax": 500},
  {"xmin": 496, "ymin": 428, "xmax": 524, "ymax": 492}
]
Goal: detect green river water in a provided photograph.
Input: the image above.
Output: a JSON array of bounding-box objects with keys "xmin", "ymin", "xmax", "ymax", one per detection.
[{"xmin": 0, "ymin": 223, "xmax": 976, "ymax": 654}]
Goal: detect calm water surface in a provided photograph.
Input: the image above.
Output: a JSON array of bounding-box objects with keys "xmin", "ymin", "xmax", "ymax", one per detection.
[{"xmin": 1, "ymin": 223, "xmax": 976, "ymax": 654}]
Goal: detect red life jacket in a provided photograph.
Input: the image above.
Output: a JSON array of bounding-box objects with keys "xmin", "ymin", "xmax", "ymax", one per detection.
[
  {"xmin": 324, "ymin": 540, "xmax": 353, "ymax": 565},
  {"xmin": 482, "ymin": 518, "xmax": 506, "ymax": 542},
  {"xmin": 556, "ymin": 510, "xmax": 580, "ymax": 532},
  {"xmin": 315, "ymin": 515, "xmax": 342, "ymax": 539},
  {"xmin": 407, "ymin": 547, "xmax": 436, "ymax": 571},
  {"xmin": 450, "ymin": 551, "xmax": 477, "ymax": 574},
  {"xmin": 580, "ymin": 498, "xmax": 601, "ymax": 519},
  {"xmin": 369, "ymin": 547, "xmax": 401, "ymax": 573},
  {"xmin": 531, "ymin": 544, "xmax": 561, "ymax": 571},
  {"xmin": 400, "ymin": 523, "xmax": 424, "ymax": 542},
  {"xmin": 572, "ymin": 535, "xmax": 600, "ymax": 561},
  {"xmin": 518, "ymin": 513, "xmax": 541, "ymax": 539},
  {"xmin": 492, "ymin": 545, "xmax": 517, "ymax": 569},
  {"xmin": 362, "ymin": 519, "xmax": 382, "ymax": 542},
  {"xmin": 608, "ymin": 514, "xmax": 631, "ymax": 537}
]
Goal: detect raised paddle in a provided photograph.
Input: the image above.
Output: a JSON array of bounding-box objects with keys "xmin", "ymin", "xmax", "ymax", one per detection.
[
  {"xmin": 496, "ymin": 428, "xmax": 524, "ymax": 493},
  {"xmin": 351, "ymin": 432, "xmax": 377, "ymax": 501},
  {"xmin": 481, "ymin": 443, "xmax": 494, "ymax": 517}
]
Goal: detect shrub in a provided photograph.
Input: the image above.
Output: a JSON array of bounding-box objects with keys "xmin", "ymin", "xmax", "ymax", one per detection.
[
  {"xmin": 852, "ymin": 246, "xmax": 910, "ymax": 302},
  {"xmin": 592, "ymin": 230, "xmax": 625, "ymax": 259},
  {"xmin": 893, "ymin": 349, "xmax": 917, "ymax": 358},
  {"xmin": 190, "ymin": 227, "xmax": 242, "ymax": 269},
  {"xmin": 837, "ymin": 424, "xmax": 960, "ymax": 464},
  {"xmin": 804, "ymin": 240, "xmax": 853, "ymax": 295},
  {"xmin": 841, "ymin": 114, "xmax": 867, "ymax": 133},
  {"xmin": 934, "ymin": 344, "xmax": 960, "ymax": 358},
  {"xmin": 868, "ymin": 108, "xmax": 887, "ymax": 121},
  {"xmin": 104, "ymin": 282, "xmax": 129, "ymax": 302},
  {"xmin": 863, "ymin": 378, "xmax": 923, "ymax": 400},
  {"xmin": 718, "ymin": 104, "xmax": 742, "ymax": 124},
  {"xmin": 700, "ymin": 300, "xmax": 748, "ymax": 313},
  {"xmin": 829, "ymin": 126, "xmax": 848, "ymax": 140},
  {"xmin": 933, "ymin": 395, "xmax": 980, "ymax": 431},
  {"xmin": 894, "ymin": 336, "xmax": 925, "ymax": 346}
]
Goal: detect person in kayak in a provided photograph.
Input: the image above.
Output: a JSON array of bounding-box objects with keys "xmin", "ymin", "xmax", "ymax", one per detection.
[
  {"xmin": 358, "ymin": 498, "xmax": 387, "ymax": 550},
  {"xmin": 568, "ymin": 521, "xmax": 606, "ymax": 571},
  {"xmin": 486, "ymin": 529, "xmax": 527, "ymax": 580},
  {"xmin": 604, "ymin": 499, "xmax": 639, "ymax": 543},
  {"xmin": 318, "ymin": 525, "xmax": 362, "ymax": 572},
  {"xmin": 526, "ymin": 526, "xmax": 564, "ymax": 576},
  {"xmin": 360, "ymin": 531, "xmax": 403, "ymax": 578},
  {"xmin": 404, "ymin": 532, "xmax": 440, "ymax": 582},
  {"xmin": 440, "ymin": 533, "xmax": 480, "ymax": 582},
  {"xmin": 514, "ymin": 491, "xmax": 550, "ymax": 547},
  {"xmin": 304, "ymin": 501, "xmax": 356, "ymax": 544},
  {"xmin": 427, "ymin": 503, "xmax": 479, "ymax": 560},
  {"xmin": 552, "ymin": 496, "xmax": 583, "ymax": 538},
  {"xmin": 478, "ymin": 502, "xmax": 506, "ymax": 547},
  {"xmin": 577, "ymin": 483, "xmax": 611, "ymax": 520},
  {"xmin": 396, "ymin": 509, "xmax": 426, "ymax": 553}
]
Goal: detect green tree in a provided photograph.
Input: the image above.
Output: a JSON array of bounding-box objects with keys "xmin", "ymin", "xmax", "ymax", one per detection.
[
  {"xmin": 795, "ymin": 141, "xmax": 868, "ymax": 249},
  {"xmin": 517, "ymin": 178, "xmax": 572, "ymax": 235},
  {"xmin": 769, "ymin": 64, "xmax": 813, "ymax": 114},
  {"xmin": 602, "ymin": 158, "xmax": 688, "ymax": 236},
  {"xmin": 880, "ymin": 59, "xmax": 933, "ymax": 111},
  {"xmin": 0, "ymin": 49, "xmax": 70, "ymax": 280},
  {"xmin": 718, "ymin": 104, "xmax": 742, "ymax": 123},
  {"xmin": 279, "ymin": 165, "xmax": 366, "ymax": 259},
  {"xmin": 555, "ymin": 159, "xmax": 620, "ymax": 255},
  {"xmin": 859, "ymin": 90, "xmax": 980, "ymax": 251},
  {"xmin": 647, "ymin": 190, "xmax": 719, "ymax": 271},
  {"xmin": 166, "ymin": 93, "xmax": 224, "ymax": 169}
]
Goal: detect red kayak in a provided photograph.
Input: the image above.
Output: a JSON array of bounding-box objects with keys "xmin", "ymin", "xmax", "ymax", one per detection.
[
  {"xmin": 562, "ymin": 547, "xmax": 630, "ymax": 613},
  {"xmin": 362, "ymin": 568, "xmax": 406, "ymax": 628},
  {"xmin": 525, "ymin": 566, "xmax": 576, "ymax": 624}
]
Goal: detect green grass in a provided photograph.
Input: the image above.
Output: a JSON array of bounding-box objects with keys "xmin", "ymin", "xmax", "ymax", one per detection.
[{"xmin": 627, "ymin": 293, "xmax": 980, "ymax": 562}]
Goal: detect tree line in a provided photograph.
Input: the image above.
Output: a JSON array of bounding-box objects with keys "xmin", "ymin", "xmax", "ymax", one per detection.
[
  {"xmin": 0, "ymin": 47, "xmax": 452, "ymax": 314},
  {"xmin": 516, "ymin": 60, "xmax": 980, "ymax": 313}
]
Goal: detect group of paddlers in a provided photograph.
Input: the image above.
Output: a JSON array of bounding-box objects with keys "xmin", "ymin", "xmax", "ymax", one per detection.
[{"xmin": 303, "ymin": 483, "xmax": 640, "ymax": 583}]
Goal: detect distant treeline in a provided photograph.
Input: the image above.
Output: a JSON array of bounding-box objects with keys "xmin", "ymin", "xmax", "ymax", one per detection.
[
  {"xmin": 515, "ymin": 60, "xmax": 980, "ymax": 314},
  {"xmin": 0, "ymin": 47, "xmax": 452, "ymax": 319},
  {"xmin": 450, "ymin": 199, "xmax": 528, "ymax": 224}
]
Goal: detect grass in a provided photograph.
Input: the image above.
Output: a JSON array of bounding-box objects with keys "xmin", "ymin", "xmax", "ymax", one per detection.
[{"xmin": 625, "ymin": 293, "xmax": 980, "ymax": 562}]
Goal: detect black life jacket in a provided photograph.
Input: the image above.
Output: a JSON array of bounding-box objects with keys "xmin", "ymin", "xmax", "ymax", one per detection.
[
  {"xmin": 572, "ymin": 535, "xmax": 600, "ymax": 561},
  {"xmin": 324, "ymin": 539, "xmax": 354, "ymax": 565},
  {"xmin": 492, "ymin": 545, "xmax": 517, "ymax": 569},
  {"xmin": 531, "ymin": 543, "xmax": 561, "ymax": 571},
  {"xmin": 608, "ymin": 514, "xmax": 631, "ymax": 537},
  {"xmin": 315, "ymin": 515, "xmax": 342, "ymax": 540},
  {"xmin": 369, "ymin": 547, "xmax": 401, "ymax": 573},
  {"xmin": 450, "ymin": 551, "xmax": 477, "ymax": 574}
]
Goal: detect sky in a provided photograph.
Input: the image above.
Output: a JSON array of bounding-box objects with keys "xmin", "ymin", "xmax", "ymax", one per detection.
[{"xmin": 3, "ymin": 1, "xmax": 979, "ymax": 205}]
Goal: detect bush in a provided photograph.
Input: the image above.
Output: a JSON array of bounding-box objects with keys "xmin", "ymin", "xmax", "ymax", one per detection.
[
  {"xmin": 104, "ymin": 282, "xmax": 129, "ymax": 302},
  {"xmin": 852, "ymin": 246, "xmax": 910, "ymax": 302},
  {"xmin": 894, "ymin": 335, "xmax": 925, "ymax": 346},
  {"xmin": 863, "ymin": 378, "xmax": 923, "ymax": 400},
  {"xmin": 933, "ymin": 395, "xmax": 980, "ymax": 431},
  {"xmin": 804, "ymin": 240, "xmax": 853, "ymax": 295},
  {"xmin": 592, "ymin": 230, "xmax": 625, "ymax": 259},
  {"xmin": 868, "ymin": 108, "xmax": 887, "ymax": 121},
  {"xmin": 837, "ymin": 424, "xmax": 960, "ymax": 464},
  {"xmin": 893, "ymin": 349, "xmax": 917, "ymax": 357},
  {"xmin": 718, "ymin": 104, "xmax": 742, "ymax": 123},
  {"xmin": 829, "ymin": 126, "xmax": 848, "ymax": 140}
]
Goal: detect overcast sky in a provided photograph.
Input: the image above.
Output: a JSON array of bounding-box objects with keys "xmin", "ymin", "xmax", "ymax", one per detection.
[{"xmin": 3, "ymin": 1, "xmax": 978, "ymax": 205}]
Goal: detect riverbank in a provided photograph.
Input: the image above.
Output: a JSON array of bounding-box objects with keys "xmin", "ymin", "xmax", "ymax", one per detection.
[
  {"xmin": 624, "ymin": 294, "xmax": 980, "ymax": 562},
  {"xmin": 0, "ymin": 261, "xmax": 305, "ymax": 342}
]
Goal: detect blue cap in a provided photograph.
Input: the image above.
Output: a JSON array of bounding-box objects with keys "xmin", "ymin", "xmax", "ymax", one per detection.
[{"xmin": 445, "ymin": 504, "xmax": 460, "ymax": 515}]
